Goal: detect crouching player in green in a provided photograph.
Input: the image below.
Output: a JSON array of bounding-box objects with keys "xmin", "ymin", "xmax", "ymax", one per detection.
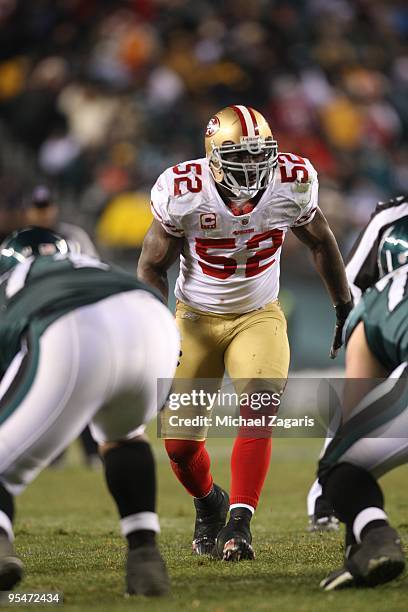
[
  {"xmin": 319, "ymin": 216, "xmax": 407, "ymax": 590},
  {"xmin": 0, "ymin": 227, "xmax": 179, "ymax": 596}
]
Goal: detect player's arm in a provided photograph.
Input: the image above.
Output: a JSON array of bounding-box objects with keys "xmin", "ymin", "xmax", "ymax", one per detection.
[
  {"xmin": 292, "ymin": 207, "xmax": 353, "ymax": 358},
  {"xmin": 292, "ymin": 207, "xmax": 350, "ymax": 305},
  {"xmin": 341, "ymin": 321, "xmax": 388, "ymax": 419},
  {"xmin": 137, "ymin": 219, "xmax": 183, "ymax": 302}
]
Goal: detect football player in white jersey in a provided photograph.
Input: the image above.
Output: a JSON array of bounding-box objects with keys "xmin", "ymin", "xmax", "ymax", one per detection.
[{"xmin": 138, "ymin": 105, "xmax": 352, "ymax": 561}]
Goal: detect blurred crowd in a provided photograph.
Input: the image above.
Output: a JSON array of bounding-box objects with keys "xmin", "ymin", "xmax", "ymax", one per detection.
[{"xmin": 0, "ymin": 0, "xmax": 407, "ymax": 257}]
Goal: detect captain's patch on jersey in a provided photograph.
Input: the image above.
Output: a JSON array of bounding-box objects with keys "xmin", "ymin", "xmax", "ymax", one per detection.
[{"xmin": 200, "ymin": 213, "xmax": 217, "ymax": 229}]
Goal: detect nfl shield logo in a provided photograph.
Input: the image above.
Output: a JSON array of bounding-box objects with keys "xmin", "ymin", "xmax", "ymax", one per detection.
[
  {"xmin": 200, "ymin": 213, "xmax": 217, "ymax": 229},
  {"xmin": 241, "ymin": 218, "xmax": 249, "ymax": 225}
]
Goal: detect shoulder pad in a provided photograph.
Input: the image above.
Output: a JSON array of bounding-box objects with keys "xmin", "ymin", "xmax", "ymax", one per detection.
[
  {"xmin": 169, "ymin": 159, "xmax": 205, "ymax": 197},
  {"xmin": 168, "ymin": 191, "xmax": 211, "ymax": 218},
  {"xmin": 167, "ymin": 158, "xmax": 210, "ymax": 216},
  {"xmin": 276, "ymin": 153, "xmax": 318, "ymax": 208},
  {"xmin": 291, "ymin": 170, "xmax": 314, "ymax": 207}
]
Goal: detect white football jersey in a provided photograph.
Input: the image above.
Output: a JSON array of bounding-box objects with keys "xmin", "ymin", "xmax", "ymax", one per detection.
[{"xmin": 151, "ymin": 153, "xmax": 318, "ymax": 313}]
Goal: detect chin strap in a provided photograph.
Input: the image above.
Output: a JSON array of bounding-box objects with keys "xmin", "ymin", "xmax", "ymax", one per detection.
[
  {"xmin": 226, "ymin": 170, "xmax": 260, "ymax": 199},
  {"xmin": 220, "ymin": 175, "xmax": 260, "ymax": 200}
]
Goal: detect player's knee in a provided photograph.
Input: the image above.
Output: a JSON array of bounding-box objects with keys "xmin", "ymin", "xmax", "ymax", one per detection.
[
  {"xmin": 165, "ymin": 439, "xmax": 204, "ymax": 465},
  {"xmin": 319, "ymin": 460, "xmax": 368, "ymax": 490},
  {"xmin": 99, "ymin": 433, "xmax": 148, "ymax": 456}
]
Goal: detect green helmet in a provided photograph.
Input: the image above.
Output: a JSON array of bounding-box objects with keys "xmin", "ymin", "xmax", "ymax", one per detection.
[
  {"xmin": 378, "ymin": 217, "xmax": 408, "ymax": 278},
  {"xmin": 0, "ymin": 226, "xmax": 69, "ymax": 275}
]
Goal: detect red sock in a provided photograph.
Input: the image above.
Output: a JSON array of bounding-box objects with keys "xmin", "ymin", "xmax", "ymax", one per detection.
[
  {"xmin": 165, "ymin": 439, "xmax": 213, "ymax": 498},
  {"xmin": 230, "ymin": 437, "xmax": 272, "ymax": 509}
]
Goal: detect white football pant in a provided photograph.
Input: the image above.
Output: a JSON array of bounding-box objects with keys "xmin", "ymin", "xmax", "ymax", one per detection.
[{"xmin": 0, "ymin": 290, "xmax": 179, "ymax": 495}]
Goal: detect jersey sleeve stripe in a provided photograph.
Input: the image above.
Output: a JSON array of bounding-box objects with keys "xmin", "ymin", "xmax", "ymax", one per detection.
[
  {"xmin": 164, "ymin": 223, "xmax": 183, "ymax": 232},
  {"xmin": 293, "ymin": 207, "xmax": 317, "ymax": 226},
  {"xmin": 150, "ymin": 201, "xmax": 163, "ymax": 222},
  {"xmin": 150, "ymin": 201, "xmax": 183, "ymax": 235},
  {"xmin": 150, "ymin": 201, "xmax": 183, "ymax": 233}
]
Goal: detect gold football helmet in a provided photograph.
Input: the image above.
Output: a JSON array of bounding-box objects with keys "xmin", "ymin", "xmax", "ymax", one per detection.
[{"xmin": 205, "ymin": 105, "xmax": 278, "ymax": 198}]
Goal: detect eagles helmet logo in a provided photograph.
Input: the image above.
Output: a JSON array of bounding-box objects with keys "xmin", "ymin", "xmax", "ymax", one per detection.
[{"xmin": 377, "ymin": 219, "xmax": 408, "ymax": 278}]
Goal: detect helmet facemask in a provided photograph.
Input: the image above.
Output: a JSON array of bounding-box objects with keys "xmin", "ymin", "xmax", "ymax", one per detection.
[{"xmin": 209, "ymin": 136, "xmax": 278, "ymax": 199}]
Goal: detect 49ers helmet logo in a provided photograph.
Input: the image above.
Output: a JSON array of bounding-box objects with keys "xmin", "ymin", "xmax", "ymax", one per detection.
[{"xmin": 205, "ymin": 116, "xmax": 220, "ymax": 137}]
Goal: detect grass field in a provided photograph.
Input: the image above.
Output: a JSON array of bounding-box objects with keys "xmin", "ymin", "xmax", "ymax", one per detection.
[{"xmin": 11, "ymin": 436, "xmax": 408, "ymax": 611}]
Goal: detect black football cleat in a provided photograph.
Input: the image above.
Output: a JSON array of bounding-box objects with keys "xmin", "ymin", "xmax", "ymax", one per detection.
[
  {"xmin": 214, "ymin": 509, "xmax": 255, "ymax": 561},
  {"xmin": 320, "ymin": 543, "xmax": 361, "ymax": 590},
  {"xmin": 0, "ymin": 535, "xmax": 23, "ymax": 591},
  {"xmin": 126, "ymin": 545, "xmax": 170, "ymax": 596},
  {"xmin": 321, "ymin": 526, "xmax": 405, "ymax": 591},
  {"xmin": 308, "ymin": 494, "xmax": 339, "ymax": 532},
  {"xmin": 346, "ymin": 526, "xmax": 405, "ymax": 587},
  {"xmin": 320, "ymin": 567, "xmax": 356, "ymax": 591},
  {"xmin": 192, "ymin": 484, "xmax": 229, "ymax": 556}
]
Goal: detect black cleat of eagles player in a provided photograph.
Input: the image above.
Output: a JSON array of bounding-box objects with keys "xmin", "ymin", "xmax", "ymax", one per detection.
[
  {"xmin": 308, "ymin": 494, "xmax": 339, "ymax": 532},
  {"xmin": 321, "ymin": 526, "xmax": 405, "ymax": 590},
  {"xmin": 214, "ymin": 507, "xmax": 255, "ymax": 561},
  {"xmin": 192, "ymin": 484, "xmax": 229, "ymax": 556},
  {"xmin": 126, "ymin": 545, "xmax": 170, "ymax": 596},
  {"xmin": 0, "ymin": 533, "xmax": 24, "ymax": 591}
]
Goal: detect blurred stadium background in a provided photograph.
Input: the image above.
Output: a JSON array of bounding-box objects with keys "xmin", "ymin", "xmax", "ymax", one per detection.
[
  {"xmin": 1, "ymin": 4, "xmax": 408, "ymax": 607},
  {"xmin": 0, "ymin": 0, "xmax": 407, "ymax": 368}
]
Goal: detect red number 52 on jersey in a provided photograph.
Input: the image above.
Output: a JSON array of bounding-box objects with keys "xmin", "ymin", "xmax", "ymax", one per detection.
[
  {"xmin": 171, "ymin": 161, "xmax": 291, "ymax": 279},
  {"xmin": 195, "ymin": 230, "xmax": 284, "ymax": 279}
]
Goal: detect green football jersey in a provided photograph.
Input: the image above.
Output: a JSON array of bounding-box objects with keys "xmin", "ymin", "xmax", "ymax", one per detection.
[
  {"xmin": 345, "ymin": 263, "xmax": 408, "ymax": 371},
  {"xmin": 0, "ymin": 253, "xmax": 159, "ymax": 376}
]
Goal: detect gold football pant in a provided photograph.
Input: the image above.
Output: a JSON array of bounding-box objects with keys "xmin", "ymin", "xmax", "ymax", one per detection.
[{"xmin": 161, "ymin": 299, "xmax": 290, "ymax": 440}]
